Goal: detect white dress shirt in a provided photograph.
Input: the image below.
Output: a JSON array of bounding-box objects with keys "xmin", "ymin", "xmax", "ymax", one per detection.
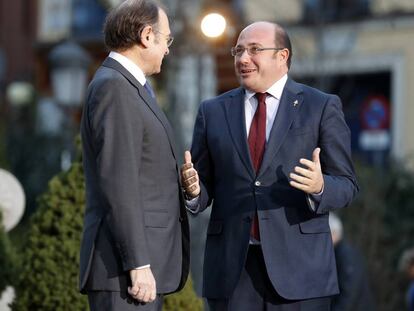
[
  {"xmin": 109, "ymin": 51, "xmax": 147, "ymax": 86},
  {"xmin": 186, "ymin": 74, "xmax": 321, "ymax": 225},
  {"xmin": 244, "ymin": 74, "xmax": 288, "ymax": 141},
  {"xmin": 187, "ymin": 75, "xmax": 287, "ymax": 213}
]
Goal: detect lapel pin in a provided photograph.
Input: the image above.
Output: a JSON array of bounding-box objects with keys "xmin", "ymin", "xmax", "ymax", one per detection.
[{"xmin": 293, "ymin": 100, "xmax": 299, "ymax": 107}]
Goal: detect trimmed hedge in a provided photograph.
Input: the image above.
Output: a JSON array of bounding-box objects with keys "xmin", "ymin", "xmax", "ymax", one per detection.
[
  {"xmin": 11, "ymin": 162, "xmax": 88, "ymax": 310},
  {"xmin": 0, "ymin": 211, "xmax": 17, "ymax": 294},
  {"xmin": 11, "ymin": 157, "xmax": 202, "ymax": 310},
  {"xmin": 163, "ymin": 276, "xmax": 203, "ymax": 311}
]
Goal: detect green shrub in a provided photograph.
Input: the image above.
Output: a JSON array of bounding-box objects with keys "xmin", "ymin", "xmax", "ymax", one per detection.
[
  {"xmin": 163, "ymin": 276, "xmax": 203, "ymax": 311},
  {"xmin": 340, "ymin": 161, "xmax": 414, "ymax": 311},
  {"xmin": 0, "ymin": 211, "xmax": 17, "ymax": 293},
  {"xmin": 11, "ymin": 153, "xmax": 202, "ymax": 310},
  {"xmin": 11, "ymin": 162, "xmax": 88, "ymax": 311}
]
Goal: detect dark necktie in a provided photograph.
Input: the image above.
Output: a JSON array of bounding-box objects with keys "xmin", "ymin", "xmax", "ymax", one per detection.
[
  {"xmin": 248, "ymin": 92, "xmax": 267, "ymax": 241},
  {"xmin": 144, "ymin": 81, "xmax": 156, "ymax": 99}
]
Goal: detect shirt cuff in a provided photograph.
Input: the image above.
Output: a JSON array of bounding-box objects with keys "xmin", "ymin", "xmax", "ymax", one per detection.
[
  {"xmin": 306, "ymin": 185, "xmax": 324, "ymax": 211},
  {"xmin": 134, "ymin": 264, "xmax": 150, "ymax": 270},
  {"xmin": 185, "ymin": 196, "xmax": 200, "ymax": 213}
]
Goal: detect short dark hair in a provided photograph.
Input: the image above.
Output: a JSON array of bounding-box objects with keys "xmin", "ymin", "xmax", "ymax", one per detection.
[
  {"xmin": 274, "ymin": 24, "xmax": 292, "ymax": 69},
  {"xmin": 103, "ymin": 0, "xmax": 165, "ymax": 51}
]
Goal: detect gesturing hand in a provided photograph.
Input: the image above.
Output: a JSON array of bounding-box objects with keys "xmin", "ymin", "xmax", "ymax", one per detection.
[
  {"xmin": 289, "ymin": 148, "xmax": 324, "ymax": 194},
  {"xmin": 180, "ymin": 151, "xmax": 200, "ymax": 199},
  {"xmin": 128, "ymin": 267, "xmax": 156, "ymax": 303}
]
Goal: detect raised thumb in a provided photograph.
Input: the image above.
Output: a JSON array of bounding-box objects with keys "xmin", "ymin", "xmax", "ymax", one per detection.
[
  {"xmin": 184, "ymin": 150, "xmax": 192, "ymax": 164},
  {"xmin": 312, "ymin": 147, "xmax": 321, "ymax": 164}
]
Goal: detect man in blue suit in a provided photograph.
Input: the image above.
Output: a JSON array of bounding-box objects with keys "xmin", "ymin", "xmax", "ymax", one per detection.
[{"xmin": 181, "ymin": 21, "xmax": 358, "ymax": 311}]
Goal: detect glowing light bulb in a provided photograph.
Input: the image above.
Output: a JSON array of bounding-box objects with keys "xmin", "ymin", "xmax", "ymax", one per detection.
[{"xmin": 201, "ymin": 13, "xmax": 227, "ymax": 38}]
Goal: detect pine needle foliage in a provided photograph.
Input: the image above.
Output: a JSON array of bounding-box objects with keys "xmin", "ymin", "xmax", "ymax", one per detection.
[{"xmin": 11, "ymin": 152, "xmax": 202, "ymax": 310}]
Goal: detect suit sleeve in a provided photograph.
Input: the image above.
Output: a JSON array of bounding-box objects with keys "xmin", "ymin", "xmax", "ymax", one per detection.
[
  {"xmin": 189, "ymin": 101, "xmax": 214, "ymax": 213},
  {"xmin": 88, "ymin": 78, "xmax": 150, "ymax": 270},
  {"xmin": 316, "ymin": 95, "xmax": 359, "ymax": 214}
]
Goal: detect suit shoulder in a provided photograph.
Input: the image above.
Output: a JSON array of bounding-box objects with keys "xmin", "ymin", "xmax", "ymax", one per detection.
[
  {"xmin": 88, "ymin": 66, "xmax": 129, "ymax": 91},
  {"xmin": 297, "ymin": 82, "xmax": 337, "ymax": 100},
  {"xmin": 201, "ymin": 88, "xmax": 242, "ymax": 106},
  {"xmin": 292, "ymin": 81, "xmax": 341, "ymax": 110},
  {"xmin": 85, "ymin": 66, "xmax": 137, "ymax": 115}
]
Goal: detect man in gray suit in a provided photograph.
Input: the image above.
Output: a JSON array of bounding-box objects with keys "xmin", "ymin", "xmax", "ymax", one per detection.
[{"xmin": 79, "ymin": 1, "xmax": 189, "ymax": 310}]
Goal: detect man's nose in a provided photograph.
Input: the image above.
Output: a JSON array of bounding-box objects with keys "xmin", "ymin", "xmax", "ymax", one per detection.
[{"xmin": 238, "ymin": 50, "xmax": 250, "ymax": 63}]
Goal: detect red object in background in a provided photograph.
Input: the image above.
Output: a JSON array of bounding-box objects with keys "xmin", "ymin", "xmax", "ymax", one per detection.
[{"xmin": 360, "ymin": 95, "xmax": 391, "ymax": 130}]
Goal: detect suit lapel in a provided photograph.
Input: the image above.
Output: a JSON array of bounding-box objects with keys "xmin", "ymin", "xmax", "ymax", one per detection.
[
  {"xmin": 102, "ymin": 58, "xmax": 179, "ymax": 160},
  {"xmin": 258, "ymin": 79, "xmax": 303, "ymax": 177},
  {"xmin": 224, "ymin": 88, "xmax": 256, "ymax": 179}
]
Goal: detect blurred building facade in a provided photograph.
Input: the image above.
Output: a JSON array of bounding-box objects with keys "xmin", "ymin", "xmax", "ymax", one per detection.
[
  {"xmin": 217, "ymin": 0, "xmax": 414, "ymax": 166},
  {"xmin": 0, "ymin": 0, "xmax": 111, "ymax": 215},
  {"xmin": 1, "ymin": 0, "xmax": 414, "ymax": 306},
  {"xmin": 0, "ymin": 0, "xmax": 36, "ymax": 86},
  {"xmin": 1, "ymin": 0, "xmax": 42, "ymax": 215}
]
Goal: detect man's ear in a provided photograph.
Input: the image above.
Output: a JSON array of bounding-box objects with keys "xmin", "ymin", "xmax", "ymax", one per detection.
[
  {"xmin": 140, "ymin": 25, "xmax": 153, "ymax": 48},
  {"xmin": 279, "ymin": 48, "xmax": 289, "ymax": 63}
]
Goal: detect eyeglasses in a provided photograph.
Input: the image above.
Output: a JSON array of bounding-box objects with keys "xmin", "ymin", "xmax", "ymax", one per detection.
[
  {"xmin": 230, "ymin": 46, "xmax": 284, "ymax": 57},
  {"xmin": 153, "ymin": 29, "xmax": 174, "ymax": 47}
]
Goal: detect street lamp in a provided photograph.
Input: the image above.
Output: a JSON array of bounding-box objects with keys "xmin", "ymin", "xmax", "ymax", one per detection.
[
  {"xmin": 5, "ymin": 82, "xmax": 34, "ymax": 108},
  {"xmin": 164, "ymin": 3, "xmax": 232, "ymax": 296},
  {"xmin": 48, "ymin": 41, "xmax": 91, "ymax": 170},
  {"xmin": 49, "ymin": 41, "xmax": 91, "ymax": 107},
  {"xmin": 0, "ymin": 168, "xmax": 25, "ymax": 232},
  {"xmin": 201, "ymin": 13, "xmax": 227, "ymax": 38}
]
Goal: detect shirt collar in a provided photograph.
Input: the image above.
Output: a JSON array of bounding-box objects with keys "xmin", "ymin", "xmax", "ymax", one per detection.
[
  {"xmin": 108, "ymin": 51, "xmax": 146, "ymax": 86},
  {"xmin": 245, "ymin": 74, "xmax": 288, "ymax": 101}
]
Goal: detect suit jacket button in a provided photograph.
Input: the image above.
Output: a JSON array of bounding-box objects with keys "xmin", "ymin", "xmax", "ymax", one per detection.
[{"xmin": 254, "ymin": 181, "xmax": 261, "ymax": 186}]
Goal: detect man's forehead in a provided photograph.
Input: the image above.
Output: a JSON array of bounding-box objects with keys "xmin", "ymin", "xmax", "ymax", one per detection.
[
  {"xmin": 241, "ymin": 22, "xmax": 274, "ymax": 34},
  {"xmin": 237, "ymin": 27, "xmax": 274, "ymax": 45},
  {"xmin": 158, "ymin": 9, "xmax": 170, "ymax": 31}
]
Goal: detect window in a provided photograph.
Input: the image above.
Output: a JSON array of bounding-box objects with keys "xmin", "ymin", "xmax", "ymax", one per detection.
[
  {"xmin": 303, "ymin": 0, "xmax": 370, "ymax": 23},
  {"xmin": 72, "ymin": 0, "xmax": 106, "ymax": 40}
]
